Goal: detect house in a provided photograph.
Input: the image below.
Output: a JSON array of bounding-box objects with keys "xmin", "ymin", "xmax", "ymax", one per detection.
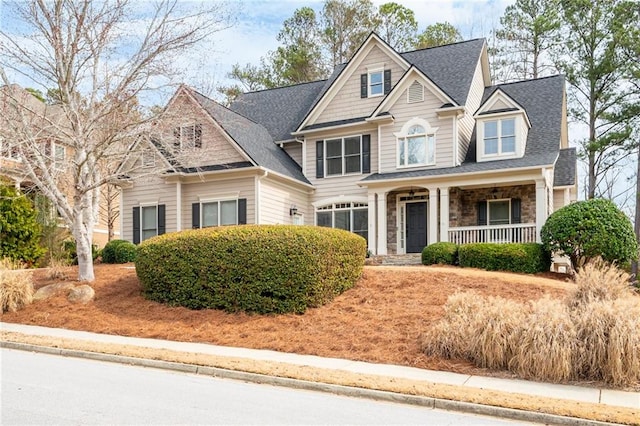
[
  {"xmin": 0, "ymin": 84, "xmax": 120, "ymax": 247},
  {"xmin": 119, "ymin": 34, "xmax": 577, "ymax": 256}
]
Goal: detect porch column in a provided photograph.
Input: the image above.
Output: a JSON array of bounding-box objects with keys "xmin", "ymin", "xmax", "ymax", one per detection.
[
  {"xmin": 175, "ymin": 181, "xmax": 182, "ymax": 231},
  {"xmin": 439, "ymin": 187, "xmax": 449, "ymax": 242},
  {"xmin": 535, "ymin": 179, "xmax": 547, "ymax": 242},
  {"xmin": 428, "ymin": 187, "xmax": 438, "ymax": 245},
  {"xmin": 367, "ymin": 192, "xmax": 377, "ymax": 254},
  {"xmin": 376, "ymin": 191, "xmax": 388, "ymax": 255}
]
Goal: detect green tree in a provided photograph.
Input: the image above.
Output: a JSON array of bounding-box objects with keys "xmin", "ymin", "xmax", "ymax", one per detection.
[
  {"xmin": 541, "ymin": 198, "xmax": 638, "ymax": 270},
  {"xmin": 494, "ymin": 0, "xmax": 561, "ymax": 82},
  {"xmin": 321, "ymin": 0, "xmax": 377, "ymax": 67},
  {"xmin": 375, "ymin": 2, "xmax": 418, "ymax": 51},
  {"xmin": 415, "ymin": 22, "xmax": 462, "ymax": 49},
  {"xmin": 556, "ymin": 0, "xmax": 639, "ymax": 200},
  {"xmin": 0, "ymin": 182, "xmax": 45, "ymax": 265}
]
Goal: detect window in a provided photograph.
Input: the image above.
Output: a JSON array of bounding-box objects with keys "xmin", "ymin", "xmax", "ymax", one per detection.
[
  {"xmin": 0, "ymin": 138, "xmax": 20, "ymax": 161},
  {"xmin": 325, "ymin": 136, "xmax": 362, "ymax": 176},
  {"xmin": 201, "ymin": 199, "xmax": 237, "ymax": 227},
  {"xmin": 397, "ymin": 124, "xmax": 436, "ymax": 167},
  {"xmin": 488, "ymin": 200, "xmax": 510, "ymax": 225},
  {"xmin": 54, "ymin": 144, "xmax": 65, "ymax": 169},
  {"xmin": 141, "ymin": 205, "xmax": 158, "ymax": 241},
  {"xmin": 316, "ymin": 202, "xmax": 368, "ymax": 240},
  {"xmin": 369, "ymin": 70, "xmax": 383, "ymax": 97},
  {"xmin": 484, "ymin": 118, "xmax": 515, "ymax": 156},
  {"xmin": 174, "ymin": 124, "xmax": 202, "ymax": 150}
]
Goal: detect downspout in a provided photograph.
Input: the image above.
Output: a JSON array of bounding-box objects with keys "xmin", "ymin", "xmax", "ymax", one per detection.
[{"xmin": 296, "ymin": 137, "xmax": 306, "ymax": 176}]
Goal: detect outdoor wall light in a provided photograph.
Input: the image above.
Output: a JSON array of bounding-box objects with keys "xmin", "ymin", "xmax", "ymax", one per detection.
[{"xmin": 289, "ymin": 205, "xmax": 298, "ymax": 216}]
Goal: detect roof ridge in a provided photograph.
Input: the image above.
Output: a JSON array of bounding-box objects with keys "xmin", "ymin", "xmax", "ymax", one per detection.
[
  {"xmin": 491, "ymin": 74, "xmax": 564, "ymax": 88},
  {"xmin": 188, "ymin": 86, "xmax": 265, "ymax": 128},
  {"xmin": 240, "ymin": 79, "xmax": 328, "ymax": 95},
  {"xmin": 400, "ymin": 37, "xmax": 486, "ymax": 55}
]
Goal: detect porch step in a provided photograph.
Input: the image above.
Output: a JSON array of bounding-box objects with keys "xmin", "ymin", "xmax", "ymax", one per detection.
[{"xmin": 375, "ymin": 254, "xmax": 423, "ymax": 266}]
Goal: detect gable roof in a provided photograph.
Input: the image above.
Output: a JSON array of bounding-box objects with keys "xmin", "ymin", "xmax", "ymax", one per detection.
[
  {"xmin": 362, "ymin": 74, "xmax": 567, "ymax": 182},
  {"xmin": 187, "ymin": 89, "xmax": 310, "ymax": 185},
  {"xmin": 229, "ymin": 38, "xmax": 486, "ymax": 142}
]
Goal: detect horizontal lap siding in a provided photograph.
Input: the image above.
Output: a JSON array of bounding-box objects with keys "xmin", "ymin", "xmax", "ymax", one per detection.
[
  {"xmin": 259, "ymin": 178, "xmax": 310, "ymax": 225},
  {"xmin": 380, "ymin": 86, "xmax": 454, "ymax": 173},
  {"xmin": 282, "ymin": 142, "xmax": 302, "ymax": 166},
  {"xmin": 316, "ymin": 45, "xmax": 405, "ymax": 124},
  {"xmin": 180, "ymin": 177, "xmax": 255, "ymax": 229},
  {"xmin": 122, "ymin": 176, "xmax": 176, "ymax": 242},
  {"xmin": 458, "ymin": 60, "xmax": 485, "ymax": 163}
]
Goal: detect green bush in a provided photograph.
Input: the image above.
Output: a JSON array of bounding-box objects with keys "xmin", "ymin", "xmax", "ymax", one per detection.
[
  {"xmin": 458, "ymin": 243, "xmax": 551, "ymax": 274},
  {"xmin": 62, "ymin": 239, "xmax": 100, "ymax": 265},
  {"xmin": 135, "ymin": 225, "xmax": 367, "ymax": 314},
  {"xmin": 422, "ymin": 242, "xmax": 458, "ymax": 265},
  {"xmin": 0, "ymin": 182, "xmax": 45, "ymax": 265},
  {"xmin": 541, "ymin": 199, "xmax": 638, "ymax": 270},
  {"xmin": 102, "ymin": 239, "xmax": 136, "ymax": 263}
]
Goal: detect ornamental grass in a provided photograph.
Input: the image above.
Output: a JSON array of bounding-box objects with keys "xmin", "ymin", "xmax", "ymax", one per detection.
[{"xmin": 0, "ymin": 258, "xmax": 34, "ymax": 313}]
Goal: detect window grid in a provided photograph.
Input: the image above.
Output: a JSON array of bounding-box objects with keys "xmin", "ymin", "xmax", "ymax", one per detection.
[
  {"xmin": 201, "ymin": 199, "xmax": 238, "ymax": 228},
  {"xmin": 398, "ymin": 125, "xmax": 435, "ymax": 167},
  {"xmin": 369, "ymin": 70, "xmax": 383, "ymax": 97},
  {"xmin": 483, "ymin": 118, "xmax": 516, "ymax": 156},
  {"xmin": 324, "ymin": 136, "xmax": 362, "ymax": 177},
  {"xmin": 315, "ymin": 202, "xmax": 368, "ymax": 240}
]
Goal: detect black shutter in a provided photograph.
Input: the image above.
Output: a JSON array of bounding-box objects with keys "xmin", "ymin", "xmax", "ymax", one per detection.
[
  {"xmin": 173, "ymin": 128, "xmax": 180, "ymax": 149},
  {"xmin": 238, "ymin": 198, "xmax": 247, "ymax": 224},
  {"xmin": 192, "ymin": 203, "xmax": 200, "ymax": 229},
  {"xmin": 316, "ymin": 140, "xmax": 324, "ymax": 178},
  {"xmin": 477, "ymin": 201, "xmax": 487, "ymax": 226},
  {"xmin": 194, "ymin": 124, "xmax": 202, "ymax": 148},
  {"xmin": 157, "ymin": 204, "xmax": 166, "ymax": 235},
  {"xmin": 132, "ymin": 207, "xmax": 140, "ymax": 244},
  {"xmin": 511, "ymin": 198, "xmax": 521, "ymax": 224},
  {"xmin": 384, "ymin": 70, "xmax": 391, "ymax": 95},
  {"xmin": 362, "ymin": 134, "xmax": 371, "ymax": 173},
  {"xmin": 360, "ymin": 73, "xmax": 368, "ymax": 98}
]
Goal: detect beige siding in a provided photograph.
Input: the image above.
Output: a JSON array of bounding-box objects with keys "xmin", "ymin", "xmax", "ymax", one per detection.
[
  {"xmin": 158, "ymin": 91, "xmax": 247, "ymax": 168},
  {"xmin": 180, "ymin": 176, "xmax": 255, "ymax": 230},
  {"xmin": 491, "ymin": 98, "xmax": 510, "ymax": 110},
  {"xmin": 259, "ymin": 177, "xmax": 311, "ymax": 225},
  {"xmin": 553, "ymin": 189, "xmax": 568, "ymax": 211},
  {"xmin": 121, "ymin": 175, "xmax": 176, "ymax": 242},
  {"xmin": 315, "ymin": 45, "xmax": 406, "ymax": 124},
  {"xmin": 458, "ymin": 59, "xmax": 485, "ymax": 163},
  {"xmin": 282, "ymin": 142, "xmax": 302, "ymax": 166},
  {"xmin": 305, "ymin": 126, "xmax": 377, "ymax": 205},
  {"xmin": 379, "ymin": 83, "xmax": 454, "ymax": 173}
]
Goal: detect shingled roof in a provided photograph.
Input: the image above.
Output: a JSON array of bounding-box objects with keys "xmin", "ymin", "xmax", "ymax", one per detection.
[
  {"xmin": 188, "ymin": 89, "xmax": 310, "ymax": 184},
  {"xmin": 362, "ymin": 75, "xmax": 567, "ymax": 182},
  {"xmin": 554, "ymin": 148, "xmax": 577, "ymax": 186}
]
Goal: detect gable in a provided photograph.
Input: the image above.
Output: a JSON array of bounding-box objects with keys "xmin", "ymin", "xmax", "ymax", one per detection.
[{"xmin": 300, "ymin": 34, "xmax": 409, "ymax": 130}]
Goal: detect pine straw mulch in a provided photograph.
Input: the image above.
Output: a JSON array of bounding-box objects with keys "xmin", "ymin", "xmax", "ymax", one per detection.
[{"xmin": 2, "ymin": 263, "xmax": 571, "ymax": 377}]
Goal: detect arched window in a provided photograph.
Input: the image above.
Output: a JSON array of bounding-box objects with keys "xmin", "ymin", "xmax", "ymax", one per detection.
[{"xmin": 396, "ymin": 118, "xmax": 437, "ymax": 167}]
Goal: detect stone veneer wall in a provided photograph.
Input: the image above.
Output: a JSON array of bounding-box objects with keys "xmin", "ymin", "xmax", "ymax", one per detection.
[
  {"xmin": 386, "ymin": 191, "xmax": 399, "ymax": 254},
  {"xmin": 449, "ymin": 184, "xmax": 536, "ymax": 227}
]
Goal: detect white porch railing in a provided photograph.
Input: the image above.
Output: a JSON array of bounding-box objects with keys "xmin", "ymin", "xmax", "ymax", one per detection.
[{"xmin": 448, "ymin": 223, "xmax": 537, "ymax": 245}]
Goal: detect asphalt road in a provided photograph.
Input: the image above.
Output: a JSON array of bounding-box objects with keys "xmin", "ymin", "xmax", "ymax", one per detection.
[{"xmin": 1, "ymin": 348, "xmax": 536, "ymax": 425}]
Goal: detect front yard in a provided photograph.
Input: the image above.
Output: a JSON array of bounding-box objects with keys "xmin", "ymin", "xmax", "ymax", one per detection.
[{"xmin": 2, "ymin": 263, "xmax": 569, "ymax": 377}]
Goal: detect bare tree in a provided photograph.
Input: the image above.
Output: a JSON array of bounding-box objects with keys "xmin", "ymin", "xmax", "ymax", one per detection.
[{"xmin": 0, "ymin": 0, "xmax": 231, "ymax": 281}]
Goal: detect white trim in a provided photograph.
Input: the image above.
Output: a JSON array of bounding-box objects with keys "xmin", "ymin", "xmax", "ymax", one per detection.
[
  {"xmin": 367, "ymin": 67, "xmax": 385, "ymax": 98},
  {"xmin": 199, "ymin": 198, "xmax": 239, "ymax": 228},
  {"xmin": 395, "ymin": 118, "xmax": 438, "ymax": 169},
  {"xmin": 175, "ymin": 181, "xmax": 182, "ymax": 232},
  {"xmin": 323, "ymin": 134, "xmax": 364, "ymax": 178},
  {"xmin": 487, "ymin": 198, "xmax": 511, "ymax": 226},
  {"xmin": 396, "ymin": 191, "xmax": 429, "ymax": 255},
  {"xmin": 312, "ymin": 195, "xmax": 369, "ymax": 208},
  {"xmin": 119, "ymin": 191, "xmax": 124, "ymax": 241},
  {"xmin": 477, "ymin": 116, "xmax": 520, "ymax": 162},
  {"xmin": 199, "ymin": 193, "xmax": 240, "ymax": 203}
]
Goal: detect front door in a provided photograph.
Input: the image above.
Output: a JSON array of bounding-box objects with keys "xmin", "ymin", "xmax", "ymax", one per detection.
[{"xmin": 406, "ymin": 202, "xmax": 427, "ymax": 253}]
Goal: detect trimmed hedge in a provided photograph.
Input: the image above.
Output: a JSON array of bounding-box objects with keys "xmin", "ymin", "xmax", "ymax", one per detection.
[
  {"xmin": 422, "ymin": 242, "xmax": 458, "ymax": 265},
  {"xmin": 102, "ymin": 239, "xmax": 137, "ymax": 264},
  {"xmin": 458, "ymin": 243, "xmax": 551, "ymax": 274},
  {"xmin": 135, "ymin": 225, "xmax": 366, "ymax": 314}
]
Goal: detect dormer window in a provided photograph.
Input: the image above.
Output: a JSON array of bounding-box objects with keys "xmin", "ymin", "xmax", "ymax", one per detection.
[
  {"xmin": 174, "ymin": 124, "xmax": 202, "ymax": 150},
  {"xmin": 484, "ymin": 118, "xmax": 515, "ymax": 156}
]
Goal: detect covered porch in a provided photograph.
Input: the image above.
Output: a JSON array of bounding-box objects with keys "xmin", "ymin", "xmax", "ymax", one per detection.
[{"xmin": 362, "ymin": 169, "xmax": 553, "ymax": 255}]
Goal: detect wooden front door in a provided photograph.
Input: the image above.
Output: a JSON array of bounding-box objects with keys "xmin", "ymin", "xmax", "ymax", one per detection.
[{"xmin": 406, "ymin": 202, "xmax": 427, "ymax": 253}]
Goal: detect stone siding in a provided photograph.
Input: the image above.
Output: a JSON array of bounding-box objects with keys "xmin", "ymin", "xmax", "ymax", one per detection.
[{"xmin": 449, "ymin": 184, "xmax": 536, "ymax": 227}]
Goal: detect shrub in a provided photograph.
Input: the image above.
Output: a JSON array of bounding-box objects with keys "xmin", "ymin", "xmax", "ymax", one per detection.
[
  {"xmin": 541, "ymin": 198, "xmax": 638, "ymax": 270},
  {"xmin": 61, "ymin": 239, "xmax": 100, "ymax": 265},
  {"xmin": 104, "ymin": 240, "xmax": 137, "ymax": 264},
  {"xmin": 0, "ymin": 258, "xmax": 34, "ymax": 313},
  {"xmin": 422, "ymin": 242, "xmax": 458, "ymax": 265},
  {"xmin": 135, "ymin": 225, "xmax": 366, "ymax": 314},
  {"xmin": 458, "ymin": 243, "xmax": 550, "ymax": 274},
  {"xmin": 0, "ymin": 182, "xmax": 45, "ymax": 265},
  {"xmin": 422, "ymin": 259, "xmax": 640, "ymax": 385}
]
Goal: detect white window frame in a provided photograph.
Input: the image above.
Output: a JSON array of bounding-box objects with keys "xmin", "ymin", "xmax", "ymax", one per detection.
[
  {"xmin": 53, "ymin": 143, "xmax": 66, "ymax": 170},
  {"xmin": 395, "ymin": 118, "xmax": 437, "ymax": 168},
  {"xmin": 315, "ymin": 201, "xmax": 368, "ymax": 240},
  {"xmin": 140, "ymin": 204, "xmax": 158, "ymax": 242},
  {"xmin": 477, "ymin": 115, "xmax": 520, "ymax": 161},
  {"xmin": 488, "ymin": 199, "xmax": 511, "ymax": 226},
  {"xmin": 0, "ymin": 138, "xmax": 21, "ymax": 162},
  {"xmin": 368, "ymin": 68, "xmax": 384, "ymax": 98},
  {"xmin": 200, "ymin": 198, "xmax": 238, "ymax": 228},
  {"xmin": 324, "ymin": 135, "xmax": 363, "ymax": 177},
  {"xmin": 175, "ymin": 124, "xmax": 202, "ymax": 150}
]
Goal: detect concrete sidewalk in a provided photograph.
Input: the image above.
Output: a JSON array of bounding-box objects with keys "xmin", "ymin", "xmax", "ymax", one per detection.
[{"xmin": 2, "ymin": 322, "xmax": 638, "ymax": 425}]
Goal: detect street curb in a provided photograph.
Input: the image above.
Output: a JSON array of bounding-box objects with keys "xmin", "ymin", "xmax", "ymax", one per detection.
[{"xmin": 1, "ymin": 341, "xmax": 620, "ymax": 426}]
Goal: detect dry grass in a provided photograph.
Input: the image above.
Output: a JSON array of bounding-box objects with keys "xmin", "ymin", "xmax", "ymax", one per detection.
[
  {"xmin": 424, "ymin": 259, "xmax": 640, "ymax": 386},
  {"xmin": 45, "ymin": 258, "xmax": 71, "ymax": 280},
  {"xmin": 0, "ymin": 258, "xmax": 34, "ymax": 313}
]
